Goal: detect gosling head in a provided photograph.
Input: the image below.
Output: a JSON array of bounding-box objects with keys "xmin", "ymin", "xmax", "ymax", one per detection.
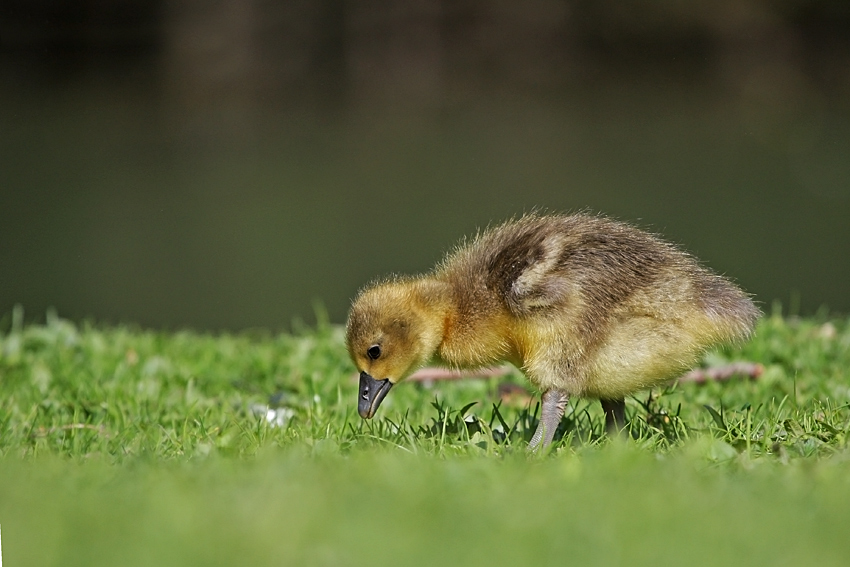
[{"xmin": 345, "ymin": 280, "xmax": 446, "ymax": 419}]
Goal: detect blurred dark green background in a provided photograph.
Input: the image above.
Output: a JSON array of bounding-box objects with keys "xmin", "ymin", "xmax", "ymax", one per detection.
[{"xmin": 1, "ymin": 1, "xmax": 848, "ymax": 330}]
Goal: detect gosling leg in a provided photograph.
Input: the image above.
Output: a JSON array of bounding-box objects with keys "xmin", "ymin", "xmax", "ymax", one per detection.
[
  {"xmin": 528, "ymin": 389, "xmax": 569, "ymax": 452},
  {"xmin": 600, "ymin": 398, "xmax": 626, "ymax": 436}
]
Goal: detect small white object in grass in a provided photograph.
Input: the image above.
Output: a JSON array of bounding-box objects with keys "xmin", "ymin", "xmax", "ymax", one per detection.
[
  {"xmin": 265, "ymin": 407, "xmax": 294, "ymax": 427},
  {"xmin": 249, "ymin": 404, "xmax": 294, "ymax": 428}
]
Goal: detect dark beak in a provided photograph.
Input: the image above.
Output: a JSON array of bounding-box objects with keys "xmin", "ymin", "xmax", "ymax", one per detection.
[{"xmin": 358, "ymin": 371, "xmax": 393, "ymax": 419}]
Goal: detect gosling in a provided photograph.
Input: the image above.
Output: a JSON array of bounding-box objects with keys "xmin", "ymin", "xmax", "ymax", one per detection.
[{"xmin": 345, "ymin": 213, "xmax": 759, "ymax": 450}]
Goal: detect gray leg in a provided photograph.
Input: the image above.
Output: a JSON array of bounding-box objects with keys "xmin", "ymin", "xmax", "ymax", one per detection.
[
  {"xmin": 600, "ymin": 398, "xmax": 626, "ymax": 436},
  {"xmin": 528, "ymin": 389, "xmax": 569, "ymax": 452}
]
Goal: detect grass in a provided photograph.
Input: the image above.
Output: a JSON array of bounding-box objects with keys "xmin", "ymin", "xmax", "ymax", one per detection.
[{"xmin": 0, "ymin": 304, "xmax": 849, "ymax": 566}]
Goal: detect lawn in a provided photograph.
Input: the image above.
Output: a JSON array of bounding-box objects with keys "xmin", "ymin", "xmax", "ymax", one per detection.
[{"xmin": 0, "ymin": 304, "xmax": 849, "ymax": 566}]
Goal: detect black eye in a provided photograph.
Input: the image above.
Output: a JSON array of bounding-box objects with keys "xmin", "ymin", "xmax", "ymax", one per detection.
[{"xmin": 367, "ymin": 345, "xmax": 381, "ymax": 360}]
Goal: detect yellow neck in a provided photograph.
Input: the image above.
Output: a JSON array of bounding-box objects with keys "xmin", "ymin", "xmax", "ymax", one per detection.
[
  {"xmin": 408, "ymin": 277, "xmax": 454, "ymax": 361},
  {"xmin": 413, "ymin": 276, "xmax": 515, "ymax": 369}
]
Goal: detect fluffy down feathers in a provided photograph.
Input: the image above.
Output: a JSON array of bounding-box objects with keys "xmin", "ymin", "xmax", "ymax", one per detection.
[{"xmin": 346, "ymin": 213, "xmax": 759, "ymax": 404}]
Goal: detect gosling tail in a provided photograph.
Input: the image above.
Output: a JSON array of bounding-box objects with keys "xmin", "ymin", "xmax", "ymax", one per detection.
[{"xmin": 697, "ymin": 274, "xmax": 761, "ymax": 344}]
